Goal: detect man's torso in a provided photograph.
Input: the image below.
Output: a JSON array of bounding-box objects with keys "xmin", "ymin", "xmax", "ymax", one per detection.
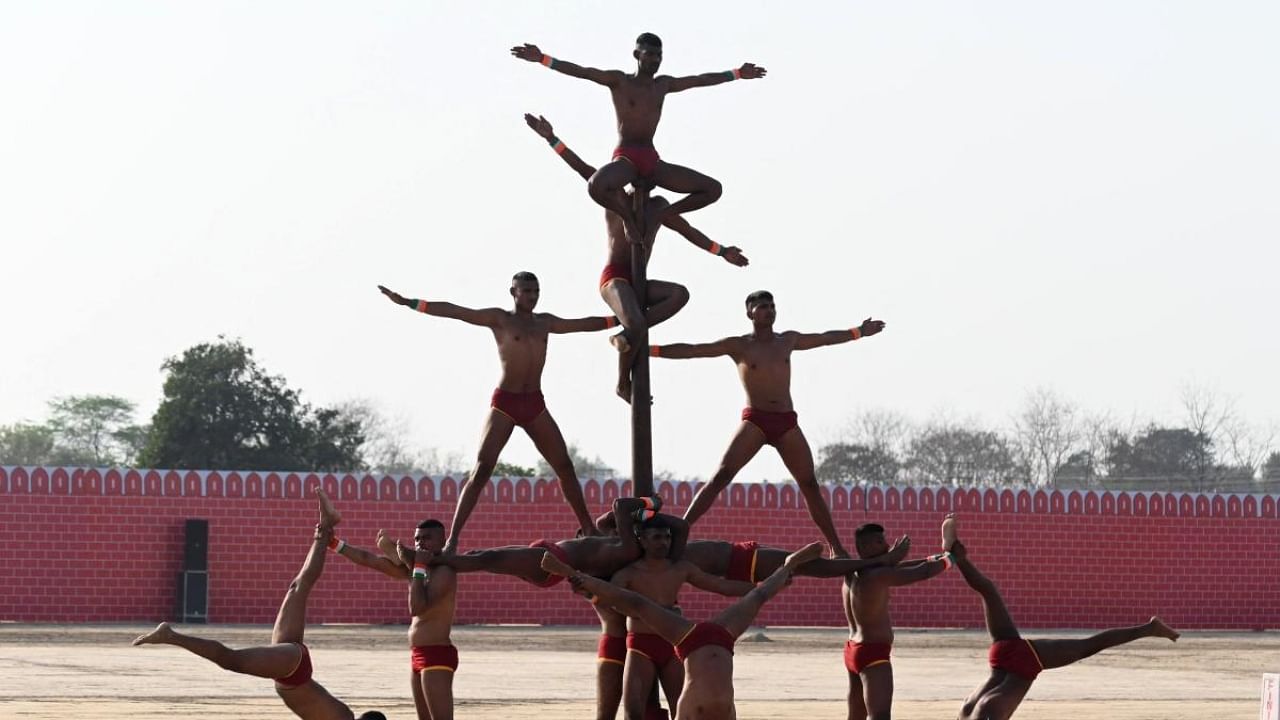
[
  {"xmin": 492, "ymin": 312, "xmax": 550, "ymax": 392},
  {"xmin": 736, "ymin": 333, "xmax": 795, "ymax": 411}
]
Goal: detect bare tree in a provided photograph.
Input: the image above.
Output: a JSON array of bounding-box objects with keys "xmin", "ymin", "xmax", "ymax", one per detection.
[
  {"xmin": 1221, "ymin": 417, "xmax": 1276, "ymax": 481},
  {"xmin": 335, "ymin": 399, "xmax": 463, "ymax": 476},
  {"xmin": 842, "ymin": 408, "xmax": 912, "ymax": 457},
  {"xmin": 1011, "ymin": 388, "xmax": 1081, "ymax": 487}
]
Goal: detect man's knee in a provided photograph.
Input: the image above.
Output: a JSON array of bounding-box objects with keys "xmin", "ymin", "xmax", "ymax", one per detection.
[
  {"xmin": 703, "ymin": 177, "xmax": 723, "ymax": 202},
  {"xmin": 589, "ymin": 172, "xmax": 622, "ymax": 200},
  {"xmin": 670, "ymin": 284, "xmax": 690, "ymax": 310}
]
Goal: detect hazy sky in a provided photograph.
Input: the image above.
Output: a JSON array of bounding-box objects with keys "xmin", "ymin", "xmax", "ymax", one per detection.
[{"xmin": 3, "ymin": 1, "xmax": 1277, "ymax": 480}]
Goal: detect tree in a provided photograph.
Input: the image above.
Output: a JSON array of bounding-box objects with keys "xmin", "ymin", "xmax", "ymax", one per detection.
[
  {"xmin": 537, "ymin": 443, "xmax": 615, "ymax": 480},
  {"xmin": 139, "ymin": 338, "xmax": 364, "ymax": 471},
  {"xmin": 905, "ymin": 422, "xmax": 1023, "ymax": 486},
  {"xmin": 816, "ymin": 442, "xmax": 901, "ymax": 485},
  {"xmin": 1105, "ymin": 426, "xmax": 1211, "ymax": 490},
  {"xmin": 47, "ymin": 395, "xmax": 148, "ymax": 466},
  {"xmin": 0, "ymin": 423, "xmax": 57, "ymax": 465},
  {"xmin": 1011, "ymin": 388, "xmax": 1080, "ymax": 487},
  {"xmin": 494, "ymin": 461, "xmax": 536, "ymax": 477}
]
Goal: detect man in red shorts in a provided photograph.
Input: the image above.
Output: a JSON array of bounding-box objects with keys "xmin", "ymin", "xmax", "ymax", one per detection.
[
  {"xmin": 378, "ymin": 274, "xmax": 615, "ymax": 553},
  {"xmin": 387, "ymin": 520, "xmax": 460, "ymax": 720},
  {"xmin": 844, "ymin": 521, "xmax": 955, "ymax": 720},
  {"xmin": 524, "ymin": 113, "xmax": 748, "ymax": 403},
  {"xmin": 650, "ymin": 290, "xmax": 886, "ymax": 556},
  {"xmin": 542, "ymin": 541, "xmax": 823, "ymax": 720},
  {"xmin": 512, "ymin": 34, "xmax": 764, "ymax": 243},
  {"xmin": 946, "ymin": 520, "xmax": 1179, "ymax": 720},
  {"xmin": 131, "ymin": 493, "xmax": 386, "ymax": 720},
  {"xmin": 612, "ymin": 515, "xmax": 757, "ymax": 720}
]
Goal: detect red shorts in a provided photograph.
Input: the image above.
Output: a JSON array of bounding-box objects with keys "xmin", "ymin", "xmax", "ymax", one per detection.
[
  {"xmin": 674, "ymin": 622, "xmax": 736, "ymax": 662},
  {"xmin": 598, "ymin": 634, "xmax": 627, "ymax": 666},
  {"xmin": 726, "ymin": 541, "xmax": 760, "ymax": 583},
  {"xmin": 742, "ymin": 407, "xmax": 799, "ymax": 446},
  {"xmin": 529, "ymin": 539, "xmax": 570, "ymax": 588},
  {"xmin": 411, "ymin": 644, "xmax": 459, "ymax": 674},
  {"xmin": 599, "ymin": 262, "xmax": 633, "ymax": 289},
  {"xmin": 844, "ymin": 640, "xmax": 892, "ymax": 674},
  {"xmin": 989, "ymin": 638, "xmax": 1043, "ymax": 681},
  {"xmin": 491, "ymin": 388, "xmax": 546, "ymax": 427},
  {"xmin": 273, "ymin": 643, "xmax": 313, "ymax": 689},
  {"xmin": 628, "ymin": 631, "xmax": 677, "ymax": 668},
  {"xmin": 612, "ymin": 145, "xmax": 661, "ymax": 177}
]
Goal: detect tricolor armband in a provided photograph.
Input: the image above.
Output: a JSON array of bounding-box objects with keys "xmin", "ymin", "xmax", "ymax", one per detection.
[
  {"xmin": 605, "ymin": 316, "xmax": 618, "ymax": 328},
  {"xmin": 707, "ymin": 241, "xmax": 723, "ymax": 256},
  {"xmin": 412, "ymin": 563, "xmax": 428, "ymax": 579},
  {"xmin": 327, "ymin": 536, "xmax": 345, "ymax": 552},
  {"xmin": 725, "ymin": 68, "xmax": 742, "ymax": 80},
  {"xmin": 413, "ymin": 299, "xmax": 429, "ymax": 314},
  {"xmin": 850, "ymin": 327, "xmax": 863, "ymax": 340},
  {"xmin": 541, "ymin": 54, "xmax": 556, "ymax": 68},
  {"xmin": 548, "ymin": 136, "xmax": 567, "ymax": 155},
  {"xmin": 649, "ymin": 346, "xmax": 661, "ymax": 357}
]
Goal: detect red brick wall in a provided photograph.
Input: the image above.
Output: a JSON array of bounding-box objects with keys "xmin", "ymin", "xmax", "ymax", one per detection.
[{"xmin": 2, "ymin": 466, "xmax": 1276, "ymax": 629}]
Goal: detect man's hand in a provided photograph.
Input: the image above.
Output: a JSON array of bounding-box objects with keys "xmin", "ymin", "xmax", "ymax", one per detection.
[
  {"xmin": 950, "ymin": 540, "xmax": 968, "ymax": 562},
  {"xmin": 859, "ymin": 317, "xmax": 887, "ymax": 337},
  {"xmin": 524, "ymin": 113, "xmax": 555, "ymax": 140},
  {"xmin": 737, "ymin": 63, "xmax": 767, "ymax": 80},
  {"xmin": 511, "ymin": 43, "xmax": 544, "ymax": 63},
  {"xmin": 885, "ymin": 535, "xmax": 911, "ymax": 565},
  {"xmin": 394, "ymin": 543, "xmax": 416, "ymax": 568},
  {"xmin": 722, "ymin": 246, "xmax": 749, "ymax": 267},
  {"xmin": 378, "ymin": 285, "xmax": 407, "ymax": 305}
]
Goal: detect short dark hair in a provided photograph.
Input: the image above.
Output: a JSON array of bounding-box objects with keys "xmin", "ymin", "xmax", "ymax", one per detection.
[
  {"xmin": 511, "ymin": 271, "xmax": 538, "ymax": 284},
  {"xmin": 637, "ymin": 514, "xmax": 670, "ymax": 535},
  {"xmin": 745, "ymin": 290, "xmax": 773, "ymax": 309},
  {"xmin": 357, "ymin": 713, "xmax": 388, "ymax": 720},
  {"xmin": 417, "ymin": 519, "xmax": 444, "ymax": 532},
  {"xmin": 854, "ymin": 523, "xmax": 885, "ymax": 541},
  {"xmin": 636, "ymin": 32, "xmax": 662, "ymax": 48}
]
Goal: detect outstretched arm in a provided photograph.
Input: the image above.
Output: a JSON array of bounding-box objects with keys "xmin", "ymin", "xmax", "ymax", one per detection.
[
  {"xmin": 546, "ymin": 313, "xmax": 620, "ymax": 334},
  {"xmin": 524, "ymin": 113, "xmax": 597, "ymax": 181},
  {"xmin": 336, "ymin": 540, "xmax": 410, "ymax": 580},
  {"xmin": 684, "ymin": 561, "xmax": 755, "ymax": 597},
  {"xmin": 800, "ymin": 536, "xmax": 911, "ymax": 578},
  {"xmin": 511, "ymin": 43, "xmax": 623, "ymax": 86},
  {"xmin": 873, "ymin": 552, "xmax": 952, "ymax": 587},
  {"xmin": 791, "ymin": 318, "xmax": 886, "ymax": 351},
  {"xmin": 661, "ymin": 213, "xmax": 748, "ymax": 267},
  {"xmin": 378, "ymin": 285, "xmax": 503, "ymax": 327},
  {"xmin": 667, "ymin": 63, "xmax": 766, "ymax": 93},
  {"xmin": 651, "ymin": 336, "xmax": 741, "ymax": 360}
]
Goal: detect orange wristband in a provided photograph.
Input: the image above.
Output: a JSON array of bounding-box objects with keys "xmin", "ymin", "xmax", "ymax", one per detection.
[
  {"xmin": 649, "ymin": 346, "xmax": 661, "ymax": 357},
  {"xmin": 605, "ymin": 317, "xmax": 618, "ymax": 328},
  {"xmin": 707, "ymin": 241, "xmax": 722, "ymax": 256},
  {"xmin": 850, "ymin": 327, "xmax": 862, "ymax": 340},
  {"xmin": 541, "ymin": 54, "xmax": 555, "ymax": 68},
  {"xmin": 415, "ymin": 299, "xmax": 429, "ymax": 314}
]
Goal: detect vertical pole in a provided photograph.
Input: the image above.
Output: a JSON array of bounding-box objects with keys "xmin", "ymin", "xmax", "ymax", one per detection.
[{"xmin": 630, "ymin": 186, "xmax": 653, "ymax": 497}]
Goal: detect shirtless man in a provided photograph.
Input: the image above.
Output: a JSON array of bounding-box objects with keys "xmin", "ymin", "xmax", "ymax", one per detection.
[
  {"xmin": 524, "ymin": 113, "xmax": 748, "ymax": 401},
  {"xmin": 945, "ymin": 520, "xmax": 1179, "ymax": 720},
  {"xmin": 131, "ymin": 492, "xmax": 385, "ymax": 720},
  {"xmin": 613, "ymin": 516, "xmax": 757, "ymax": 720},
  {"xmin": 378, "ymin": 274, "xmax": 614, "ymax": 551},
  {"xmin": 542, "ymin": 542, "xmax": 824, "ymax": 720},
  {"xmin": 844, "ymin": 522, "xmax": 954, "ymax": 720},
  {"xmin": 387, "ymin": 521, "xmax": 459, "ymax": 720},
  {"xmin": 651, "ymin": 290, "xmax": 886, "ymax": 556},
  {"xmin": 512, "ymin": 34, "xmax": 765, "ymax": 239},
  {"xmin": 429, "ymin": 496, "xmax": 669, "ymax": 588}
]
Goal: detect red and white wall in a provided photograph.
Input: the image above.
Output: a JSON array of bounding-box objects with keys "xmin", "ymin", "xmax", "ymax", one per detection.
[{"xmin": 2, "ymin": 466, "xmax": 1276, "ymax": 629}]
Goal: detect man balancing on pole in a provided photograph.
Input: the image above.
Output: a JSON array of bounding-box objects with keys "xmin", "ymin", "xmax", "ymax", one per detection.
[
  {"xmin": 943, "ymin": 516, "xmax": 1179, "ymax": 720},
  {"xmin": 378, "ymin": 274, "xmax": 615, "ymax": 553},
  {"xmin": 131, "ymin": 491, "xmax": 385, "ymax": 720},
  {"xmin": 523, "ymin": 112, "xmax": 749, "ymax": 402},
  {"xmin": 511, "ymin": 33, "xmax": 765, "ymax": 241},
  {"xmin": 650, "ymin": 290, "xmax": 886, "ymax": 557},
  {"xmin": 541, "ymin": 542, "xmax": 824, "ymax": 720}
]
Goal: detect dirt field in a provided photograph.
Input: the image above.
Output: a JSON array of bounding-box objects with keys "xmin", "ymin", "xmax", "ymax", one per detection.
[{"xmin": 2, "ymin": 623, "xmax": 1275, "ymax": 719}]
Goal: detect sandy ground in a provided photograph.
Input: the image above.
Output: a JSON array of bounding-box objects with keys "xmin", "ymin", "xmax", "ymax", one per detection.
[{"xmin": 2, "ymin": 623, "xmax": 1276, "ymax": 719}]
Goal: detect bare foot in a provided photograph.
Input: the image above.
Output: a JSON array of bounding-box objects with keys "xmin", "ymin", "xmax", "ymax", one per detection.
[
  {"xmin": 540, "ymin": 549, "xmax": 576, "ymax": 577},
  {"xmin": 376, "ymin": 529, "xmax": 402, "ymax": 565},
  {"xmin": 783, "ymin": 542, "xmax": 825, "ymax": 571},
  {"xmin": 316, "ymin": 488, "xmax": 342, "ymax": 531},
  {"xmin": 1148, "ymin": 616, "xmax": 1180, "ymax": 641},
  {"xmin": 442, "ymin": 538, "xmax": 459, "ymax": 557},
  {"xmin": 616, "ymin": 376, "xmax": 634, "ymax": 404},
  {"xmin": 610, "ymin": 330, "xmax": 632, "ymax": 354},
  {"xmin": 941, "ymin": 514, "xmax": 957, "ymax": 552},
  {"xmin": 132, "ymin": 622, "xmax": 174, "ymax": 646}
]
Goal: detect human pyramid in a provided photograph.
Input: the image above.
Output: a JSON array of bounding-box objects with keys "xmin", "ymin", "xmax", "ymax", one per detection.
[{"xmin": 131, "ymin": 34, "xmax": 1181, "ymax": 720}]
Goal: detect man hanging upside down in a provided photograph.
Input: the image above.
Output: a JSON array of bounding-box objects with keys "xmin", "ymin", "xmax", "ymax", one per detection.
[
  {"xmin": 131, "ymin": 491, "xmax": 385, "ymax": 720},
  {"xmin": 945, "ymin": 516, "xmax": 1179, "ymax": 720},
  {"xmin": 540, "ymin": 541, "xmax": 825, "ymax": 720},
  {"xmin": 524, "ymin": 112, "xmax": 748, "ymax": 402}
]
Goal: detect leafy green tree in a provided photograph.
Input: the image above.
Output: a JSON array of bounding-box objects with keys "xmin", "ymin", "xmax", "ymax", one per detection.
[
  {"xmin": 816, "ymin": 442, "xmax": 901, "ymax": 484},
  {"xmin": 0, "ymin": 422, "xmax": 57, "ymax": 465},
  {"xmin": 494, "ymin": 461, "xmax": 536, "ymax": 477},
  {"xmin": 139, "ymin": 338, "xmax": 363, "ymax": 471},
  {"xmin": 537, "ymin": 443, "xmax": 615, "ymax": 480},
  {"xmin": 905, "ymin": 424, "xmax": 1023, "ymax": 486},
  {"xmin": 47, "ymin": 395, "xmax": 148, "ymax": 466}
]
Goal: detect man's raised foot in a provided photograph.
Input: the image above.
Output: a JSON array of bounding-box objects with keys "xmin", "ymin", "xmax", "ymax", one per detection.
[{"xmin": 132, "ymin": 622, "xmax": 174, "ymax": 646}]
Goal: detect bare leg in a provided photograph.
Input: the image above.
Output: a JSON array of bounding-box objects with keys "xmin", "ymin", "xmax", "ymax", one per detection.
[
  {"xmin": 597, "ymin": 656, "xmax": 625, "ymax": 720},
  {"xmin": 601, "ymin": 280, "xmax": 647, "ymax": 403},
  {"xmin": 847, "ymin": 671, "xmax": 868, "ymax": 720},
  {"xmin": 1032, "ymin": 618, "xmax": 1179, "ymax": 670},
  {"xmin": 541, "ymin": 554, "xmax": 696, "ymax": 646},
  {"xmin": 316, "ymin": 487, "xmax": 342, "ymax": 531},
  {"xmin": 775, "ymin": 427, "xmax": 850, "ymax": 557},
  {"xmin": 952, "ymin": 544, "xmax": 1020, "ymax": 642},
  {"xmin": 132, "ymin": 622, "xmax": 301, "ymax": 679},
  {"xmin": 421, "ymin": 669, "xmax": 455, "ymax": 720},
  {"xmin": 523, "ymin": 411, "xmax": 597, "ymax": 535},
  {"xmin": 410, "ymin": 669, "xmax": 429, "ymax": 720},
  {"xmin": 711, "ymin": 543, "xmax": 823, "ymax": 637},
  {"xmin": 590, "ymin": 160, "xmax": 643, "ymax": 237},
  {"xmin": 683, "ymin": 423, "xmax": 766, "ymax": 526},
  {"xmin": 271, "ymin": 529, "xmax": 329, "ymax": 644},
  {"xmin": 439, "ymin": 546, "xmax": 548, "ymax": 584},
  {"xmin": 656, "ymin": 659, "xmax": 684, "ymax": 718},
  {"xmin": 650, "ymin": 161, "xmax": 722, "ymax": 221},
  {"xmin": 860, "ymin": 663, "xmax": 894, "ymax": 720},
  {"xmin": 644, "ymin": 280, "xmax": 690, "ymax": 328},
  {"xmin": 445, "ymin": 409, "xmax": 517, "ymax": 553},
  {"xmin": 623, "ymin": 654, "xmax": 660, "ymax": 720}
]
